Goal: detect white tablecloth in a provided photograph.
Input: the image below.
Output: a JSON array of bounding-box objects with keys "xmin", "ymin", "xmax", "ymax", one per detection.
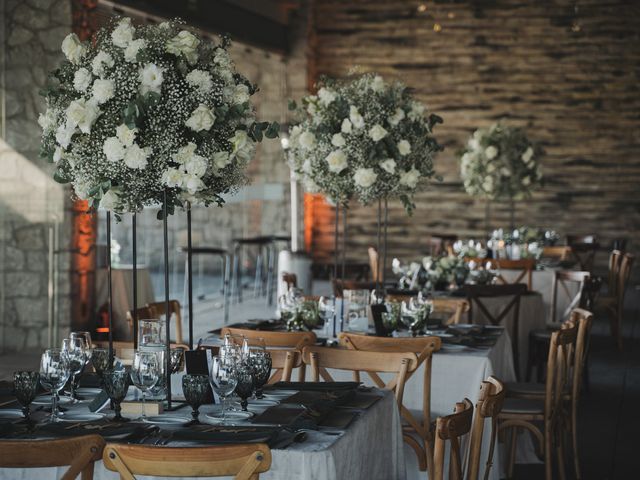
[
  {"xmin": 96, "ymin": 266, "xmax": 156, "ymax": 341},
  {"xmin": 0, "ymin": 389, "xmax": 404, "ymax": 480}
]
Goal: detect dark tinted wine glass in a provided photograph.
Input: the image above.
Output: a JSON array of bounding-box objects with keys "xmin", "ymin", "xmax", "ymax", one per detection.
[
  {"xmin": 234, "ymin": 364, "xmax": 254, "ymax": 411},
  {"xmin": 103, "ymin": 370, "xmax": 130, "ymax": 422},
  {"xmin": 13, "ymin": 371, "xmax": 40, "ymax": 423},
  {"xmin": 182, "ymin": 374, "xmax": 209, "ymax": 424}
]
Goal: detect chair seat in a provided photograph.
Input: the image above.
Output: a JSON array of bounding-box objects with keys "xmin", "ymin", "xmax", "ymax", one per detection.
[
  {"xmin": 507, "ymin": 382, "xmax": 570, "ymax": 399},
  {"xmin": 501, "ymin": 397, "xmax": 544, "ymax": 414}
]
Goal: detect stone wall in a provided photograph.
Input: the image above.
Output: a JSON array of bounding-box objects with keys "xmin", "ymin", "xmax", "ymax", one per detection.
[
  {"xmin": 0, "ymin": 0, "xmax": 73, "ymax": 353},
  {"xmin": 308, "ymin": 0, "xmax": 640, "ymax": 277}
]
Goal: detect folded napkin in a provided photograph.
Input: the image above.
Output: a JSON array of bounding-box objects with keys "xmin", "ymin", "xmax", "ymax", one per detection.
[
  {"xmin": 35, "ymin": 421, "xmax": 157, "ymax": 441},
  {"xmin": 251, "ymin": 404, "xmax": 316, "ymax": 430},
  {"xmin": 170, "ymin": 426, "xmax": 280, "ymax": 446},
  {"xmin": 269, "ymin": 382, "xmax": 360, "ymax": 392},
  {"xmin": 319, "ymin": 410, "xmax": 359, "ymax": 429}
]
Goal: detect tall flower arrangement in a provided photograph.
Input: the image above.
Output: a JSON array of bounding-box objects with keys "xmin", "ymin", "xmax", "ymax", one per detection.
[
  {"xmin": 39, "ymin": 17, "xmax": 278, "ymax": 217},
  {"xmin": 285, "ymin": 74, "xmax": 442, "ymax": 212},
  {"xmin": 459, "ymin": 123, "xmax": 542, "ymax": 201}
]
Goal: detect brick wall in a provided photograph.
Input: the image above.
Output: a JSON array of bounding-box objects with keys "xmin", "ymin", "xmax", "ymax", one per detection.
[{"xmin": 308, "ymin": 0, "xmax": 640, "ymax": 276}]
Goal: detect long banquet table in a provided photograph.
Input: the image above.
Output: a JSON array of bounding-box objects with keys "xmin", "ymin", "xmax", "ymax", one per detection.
[{"xmin": 0, "ymin": 387, "xmax": 404, "ymax": 480}]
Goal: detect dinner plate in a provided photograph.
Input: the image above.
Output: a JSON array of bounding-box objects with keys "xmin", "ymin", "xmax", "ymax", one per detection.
[
  {"xmin": 204, "ymin": 410, "xmax": 253, "ymax": 423},
  {"xmin": 76, "ymin": 387, "xmax": 102, "ymax": 396},
  {"xmin": 426, "ymin": 331, "xmax": 454, "ymax": 338},
  {"xmin": 33, "ymin": 395, "xmax": 73, "ymax": 406},
  {"xmin": 439, "ymin": 344, "xmax": 468, "ymax": 352},
  {"xmin": 247, "ymin": 398, "xmax": 279, "ymax": 407},
  {"xmin": 59, "ymin": 413, "xmax": 105, "ymax": 422},
  {"xmin": 142, "ymin": 415, "xmax": 190, "ymax": 425},
  {"xmin": 0, "ymin": 409, "xmax": 23, "ymax": 420},
  {"xmin": 261, "ymin": 390, "xmax": 296, "ymax": 399}
]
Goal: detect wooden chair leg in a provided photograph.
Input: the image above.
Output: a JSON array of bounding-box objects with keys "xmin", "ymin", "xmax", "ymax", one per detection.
[
  {"xmin": 425, "ymin": 437, "xmax": 435, "ymax": 480},
  {"xmin": 507, "ymin": 427, "xmax": 518, "ymax": 479},
  {"xmin": 571, "ymin": 403, "xmax": 581, "ymax": 479},
  {"xmin": 81, "ymin": 463, "xmax": 95, "ymax": 480},
  {"xmin": 557, "ymin": 423, "xmax": 567, "ymax": 480},
  {"xmin": 544, "ymin": 424, "xmax": 553, "ymax": 480},
  {"xmin": 616, "ymin": 309, "xmax": 624, "ymax": 351}
]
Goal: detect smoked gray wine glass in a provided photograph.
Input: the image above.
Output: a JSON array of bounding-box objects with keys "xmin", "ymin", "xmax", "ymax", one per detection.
[
  {"xmin": 103, "ymin": 370, "xmax": 130, "ymax": 422},
  {"xmin": 182, "ymin": 374, "xmax": 209, "ymax": 424},
  {"xmin": 13, "ymin": 371, "xmax": 40, "ymax": 423}
]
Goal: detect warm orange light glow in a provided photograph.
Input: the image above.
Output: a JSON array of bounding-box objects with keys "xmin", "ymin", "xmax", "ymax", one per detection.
[{"xmin": 96, "ymin": 327, "xmax": 109, "ymax": 333}]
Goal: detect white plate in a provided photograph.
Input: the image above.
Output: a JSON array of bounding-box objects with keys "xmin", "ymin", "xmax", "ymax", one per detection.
[
  {"xmin": 59, "ymin": 413, "xmax": 105, "ymax": 422},
  {"xmin": 33, "ymin": 395, "xmax": 73, "ymax": 406},
  {"xmin": 76, "ymin": 388, "xmax": 101, "ymax": 396},
  {"xmin": 427, "ymin": 331, "xmax": 454, "ymax": 338},
  {"xmin": 439, "ymin": 344, "xmax": 468, "ymax": 352},
  {"xmin": 247, "ymin": 398, "xmax": 279, "ymax": 407},
  {"xmin": 204, "ymin": 410, "xmax": 253, "ymax": 423},
  {"xmin": 0, "ymin": 409, "xmax": 23, "ymax": 419},
  {"xmin": 142, "ymin": 415, "xmax": 190, "ymax": 425}
]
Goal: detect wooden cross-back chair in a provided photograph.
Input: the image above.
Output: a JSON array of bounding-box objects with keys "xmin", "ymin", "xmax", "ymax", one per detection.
[
  {"xmin": 566, "ymin": 235, "xmax": 598, "ymax": 272},
  {"xmin": 0, "ymin": 434, "xmax": 105, "ymax": 480},
  {"xmin": 486, "ymin": 258, "xmax": 535, "ymax": 291},
  {"xmin": 596, "ymin": 252, "xmax": 634, "ymax": 350},
  {"xmin": 339, "ymin": 333, "xmax": 441, "ymax": 477},
  {"xmin": 281, "ymin": 272, "xmax": 298, "ymax": 291},
  {"xmin": 301, "ymin": 346, "xmax": 418, "ymax": 405},
  {"xmin": 499, "ymin": 322, "xmax": 578, "ymax": 480},
  {"xmin": 103, "ymin": 443, "xmax": 272, "ymax": 480},
  {"xmin": 147, "ymin": 300, "xmax": 184, "ymax": 345},
  {"xmin": 220, "ymin": 328, "xmax": 316, "ymax": 381},
  {"xmin": 125, "ymin": 306, "xmax": 154, "ymax": 337},
  {"xmin": 541, "ymin": 246, "xmax": 572, "ymax": 262},
  {"xmin": 464, "ymin": 283, "xmax": 527, "ymax": 378},
  {"xmin": 384, "ymin": 295, "xmax": 470, "ymax": 326},
  {"xmin": 466, "ymin": 377, "xmax": 506, "ymax": 480},
  {"xmin": 433, "ymin": 398, "xmax": 474, "ymax": 480}
]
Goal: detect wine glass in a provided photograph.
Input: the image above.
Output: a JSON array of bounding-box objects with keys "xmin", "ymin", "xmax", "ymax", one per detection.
[
  {"xmin": 103, "ymin": 370, "xmax": 130, "ymax": 422},
  {"xmin": 39, "ymin": 349, "xmax": 70, "ymax": 423},
  {"xmin": 13, "ymin": 371, "xmax": 40, "ymax": 424},
  {"xmin": 70, "ymin": 332, "xmax": 92, "ymax": 389},
  {"xmin": 130, "ymin": 351, "xmax": 160, "ymax": 420},
  {"xmin": 209, "ymin": 356, "xmax": 238, "ymax": 424},
  {"xmin": 249, "ymin": 350, "xmax": 272, "ymax": 399},
  {"xmin": 318, "ymin": 296, "xmax": 335, "ymax": 337},
  {"xmin": 182, "ymin": 374, "xmax": 210, "ymax": 424},
  {"xmin": 234, "ymin": 363, "xmax": 254, "ymax": 412},
  {"xmin": 61, "ymin": 337, "xmax": 87, "ymax": 402},
  {"xmin": 91, "ymin": 348, "xmax": 110, "ymax": 384}
]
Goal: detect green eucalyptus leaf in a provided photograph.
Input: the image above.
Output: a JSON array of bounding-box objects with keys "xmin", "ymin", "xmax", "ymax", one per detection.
[{"xmin": 53, "ymin": 169, "xmax": 71, "ymax": 184}]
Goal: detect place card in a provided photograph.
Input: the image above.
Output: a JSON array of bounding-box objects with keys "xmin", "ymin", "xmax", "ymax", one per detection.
[{"xmin": 120, "ymin": 400, "xmax": 164, "ymax": 416}]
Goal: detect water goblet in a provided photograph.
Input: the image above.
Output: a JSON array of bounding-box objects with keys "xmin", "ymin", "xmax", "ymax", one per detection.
[
  {"xmin": 249, "ymin": 350, "xmax": 272, "ymax": 399},
  {"xmin": 103, "ymin": 370, "xmax": 130, "ymax": 422},
  {"xmin": 209, "ymin": 356, "xmax": 238, "ymax": 424},
  {"xmin": 62, "ymin": 337, "xmax": 87, "ymax": 402},
  {"xmin": 91, "ymin": 348, "xmax": 110, "ymax": 385},
  {"xmin": 234, "ymin": 363, "xmax": 254, "ymax": 412},
  {"xmin": 130, "ymin": 351, "xmax": 160, "ymax": 420},
  {"xmin": 13, "ymin": 371, "xmax": 40, "ymax": 424},
  {"xmin": 182, "ymin": 374, "xmax": 210, "ymax": 424},
  {"xmin": 39, "ymin": 349, "xmax": 70, "ymax": 423}
]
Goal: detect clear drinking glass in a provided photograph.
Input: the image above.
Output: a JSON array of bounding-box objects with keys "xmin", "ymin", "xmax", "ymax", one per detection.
[
  {"xmin": 39, "ymin": 349, "xmax": 70, "ymax": 423},
  {"xmin": 130, "ymin": 351, "xmax": 160, "ymax": 420},
  {"xmin": 61, "ymin": 337, "xmax": 87, "ymax": 401},
  {"xmin": 318, "ymin": 296, "xmax": 335, "ymax": 337},
  {"xmin": 209, "ymin": 356, "xmax": 238, "ymax": 423}
]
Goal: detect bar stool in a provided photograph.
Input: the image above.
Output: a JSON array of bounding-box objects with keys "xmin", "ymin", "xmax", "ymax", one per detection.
[
  {"xmin": 178, "ymin": 246, "xmax": 230, "ymax": 324},
  {"xmin": 232, "ymin": 236, "xmax": 275, "ymax": 304}
]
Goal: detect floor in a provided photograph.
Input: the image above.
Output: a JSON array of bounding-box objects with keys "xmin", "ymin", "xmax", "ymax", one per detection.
[{"xmin": 0, "ymin": 283, "xmax": 637, "ymax": 479}]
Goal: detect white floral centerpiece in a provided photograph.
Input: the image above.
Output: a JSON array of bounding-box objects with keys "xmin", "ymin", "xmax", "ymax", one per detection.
[
  {"xmin": 459, "ymin": 123, "xmax": 542, "ymax": 201},
  {"xmin": 285, "ymin": 74, "xmax": 442, "ymax": 212},
  {"xmin": 39, "ymin": 17, "xmax": 278, "ymax": 217}
]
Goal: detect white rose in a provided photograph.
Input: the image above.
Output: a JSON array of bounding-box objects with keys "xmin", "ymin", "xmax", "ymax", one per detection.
[
  {"xmin": 368, "ymin": 124, "xmax": 388, "ymax": 142},
  {"xmin": 522, "ymin": 176, "xmax": 531, "ymax": 186},
  {"xmin": 185, "ymin": 104, "xmax": 216, "ymax": 132},
  {"xmin": 61, "ymin": 33, "xmax": 85, "ymax": 64},
  {"xmin": 186, "ymin": 69, "xmax": 213, "ymax": 94},
  {"xmin": 116, "ymin": 124, "xmax": 137, "ymax": 147},
  {"xmin": 325, "ymin": 150, "xmax": 348, "ymax": 173},
  {"xmin": 485, "ymin": 146, "xmax": 498, "ymax": 159},
  {"xmin": 349, "ymin": 106, "xmax": 365, "ymax": 129},
  {"xmin": 213, "ymin": 151, "xmax": 231, "ymax": 169},
  {"xmin": 162, "ymin": 168, "xmax": 183, "ymax": 188},
  {"xmin": 73, "ymin": 68, "xmax": 91, "ymax": 92},
  {"xmin": 111, "ymin": 18, "xmax": 135, "ymax": 48},
  {"xmin": 103, "ymin": 137, "xmax": 125, "ymax": 162},
  {"xmin": 379, "ymin": 158, "xmax": 396, "ymax": 174},
  {"xmin": 182, "ymin": 173, "xmax": 204, "ymax": 194},
  {"xmin": 232, "ymin": 84, "xmax": 250, "ymax": 105},
  {"xmin": 302, "ymin": 159, "xmax": 313, "ymax": 174},
  {"xmin": 387, "ymin": 108, "xmax": 406, "ymax": 126},
  {"xmin": 408, "ymin": 101, "xmax": 425, "ymax": 121},
  {"xmin": 52, "ymin": 146, "xmax": 64, "ymax": 163},
  {"xmin": 99, "ymin": 189, "xmax": 120, "ymax": 211},
  {"xmin": 482, "ymin": 176, "xmax": 494, "ymax": 192},
  {"xmin": 166, "ymin": 30, "xmax": 200, "ymax": 64},
  {"xmin": 123, "ymin": 144, "xmax": 150, "ymax": 169},
  {"xmin": 468, "ymin": 138, "xmax": 480, "ymax": 151},
  {"xmin": 317, "ymin": 87, "xmax": 336, "ymax": 106},
  {"xmin": 55, "ymin": 122, "xmax": 75, "ymax": 149},
  {"xmin": 124, "ymin": 38, "xmax": 146, "ymax": 62},
  {"xmin": 303, "ymin": 177, "xmax": 320, "ymax": 193},
  {"xmin": 65, "ymin": 98, "xmax": 100, "ymax": 134},
  {"xmin": 397, "ymin": 139, "xmax": 412, "ymax": 156},
  {"xmin": 354, "ymin": 168, "xmax": 378, "ymax": 188},
  {"xmin": 173, "ymin": 143, "xmax": 198, "ymax": 164},
  {"xmin": 91, "ymin": 78, "xmax": 114, "ymax": 104},
  {"xmin": 341, "ymin": 118, "xmax": 352, "ymax": 134},
  {"xmin": 231, "ymin": 130, "xmax": 255, "ymax": 161},
  {"xmin": 522, "ymin": 146, "xmax": 534, "ymax": 164},
  {"xmin": 91, "ymin": 51, "xmax": 114, "ymax": 78},
  {"xmin": 184, "ymin": 154, "xmax": 208, "ymax": 177},
  {"xmin": 500, "ymin": 167, "xmax": 511, "ymax": 177},
  {"xmin": 370, "ymin": 75, "xmax": 384, "ymax": 93},
  {"xmin": 331, "ymin": 133, "xmax": 346, "ymax": 147},
  {"xmin": 487, "ymin": 163, "xmax": 496, "ymax": 173},
  {"xmin": 298, "ymin": 131, "xmax": 316, "ymax": 150},
  {"xmin": 214, "ymin": 49, "xmax": 231, "ymax": 68},
  {"xmin": 399, "ymin": 168, "xmax": 421, "ymax": 189},
  {"xmin": 38, "ymin": 109, "xmax": 57, "ymax": 132},
  {"xmin": 138, "ymin": 63, "xmax": 163, "ymax": 95}
]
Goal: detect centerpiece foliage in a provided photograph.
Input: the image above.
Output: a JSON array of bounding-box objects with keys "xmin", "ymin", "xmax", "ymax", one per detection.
[
  {"xmin": 285, "ymin": 73, "xmax": 443, "ymax": 212},
  {"xmin": 39, "ymin": 17, "xmax": 278, "ymax": 217}
]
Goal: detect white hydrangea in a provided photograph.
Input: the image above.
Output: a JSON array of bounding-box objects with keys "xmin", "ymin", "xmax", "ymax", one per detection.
[
  {"xmin": 317, "ymin": 87, "xmax": 336, "ymax": 106},
  {"xmin": 522, "ymin": 146, "xmax": 534, "ymax": 164},
  {"xmin": 368, "ymin": 124, "xmax": 387, "ymax": 142},
  {"xmin": 184, "ymin": 154, "xmax": 208, "ymax": 177},
  {"xmin": 91, "ymin": 78, "xmax": 115, "ymax": 104},
  {"xmin": 124, "ymin": 38, "xmax": 146, "ymax": 62},
  {"xmin": 55, "ymin": 122, "xmax": 75, "ymax": 149},
  {"xmin": 399, "ymin": 168, "xmax": 420, "ymax": 189},
  {"xmin": 298, "ymin": 131, "xmax": 316, "ymax": 150},
  {"xmin": 73, "ymin": 68, "xmax": 91, "ymax": 92},
  {"xmin": 379, "ymin": 158, "xmax": 396, "ymax": 174},
  {"xmin": 232, "ymin": 84, "xmax": 250, "ymax": 105},
  {"xmin": 370, "ymin": 75, "xmax": 384, "ymax": 93},
  {"xmin": 186, "ymin": 70, "xmax": 213, "ymax": 94},
  {"xmin": 138, "ymin": 63, "xmax": 164, "ymax": 95},
  {"xmin": 341, "ymin": 118, "xmax": 352, "ymax": 134},
  {"xmin": 387, "ymin": 108, "xmax": 405, "ymax": 126},
  {"xmin": 65, "ymin": 98, "xmax": 101, "ymax": 134},
  {"xmin": 91, "ymin": 51, "xmax": 114, "ymax": 78},
  {"xmin": 116, "ymin": 124, "xmax": 137, "ymax": 147},
  {"xmin": 230, "ymin": 130, "xmax": 255, "ymax": 162},
  {"xmin": 173, "ymin": 143, "xmax": 198, "ymax": 164},
  {"xmin": 213, "ymin": 151, "xmax": 231, "ymax": 169},
  {"xmin": 38, "ymin": 109, "xmax": 57, "ymax": 132},
  {"xmin": 162, "ymin": 168, "xmax": 183, "ymax": 188},
  {"xmin": 61, "ymin": 33, "xmax": 85, "ymax": 64},
  {"xmin": 326, "ymin": 150, "xmax": 348, "ymax": 173},
  {"xmin": 111, "ymin": 18, "xmax": 135, "ymax": 48},
  {"xmin": 103, "ymin": 137, "xmax": 125, "ymax": 162},
  {"xmin": 397, "ymin": 139, "xmax": 412, "ymax": 156},
  {"xmin": 182, "ymin": 173, "xmax": 205, "ymax": 194},
  {"xmin": 354, "ymin": 168, "xmax": 377, "ymax": 188},
  {"xmin": 408, "ymin": 102, "xmax": 425, "ymax": 121},
  {"xmin": 52, "ymin": 146, "xmax": 64, "ymax": 163},
  {"xmin": 123, "ymin": 144, "xmax": 150, "ymax": 169},
  {"xmin": 349, "ymin": 106, "xmax": 365, "ymax": 129},
  {"xmin": 166, "ymin": 30, "xmax": 200, "ymax": 64},
  {"xmin": 485, "ymin": 146, "xmax": 498, "ymax": 159},
  {"xmin": 99, "ymin": 189, "xmax": 120, "ymax": 210},
  {"xmin": 331, "ymin": 133, "xmax": 346, "ymax": 147},
  {"xmin": 185, "ymin": 104, "xmax": 215, "ymax": 132}
]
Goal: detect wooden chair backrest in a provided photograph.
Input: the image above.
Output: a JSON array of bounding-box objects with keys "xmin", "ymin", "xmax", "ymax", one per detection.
[
  {"xmin": 569, "ymin": 308, "xmax": 593, "ymax": 406},
  {"xmin": 567, "ymin": 236, "xmax": 599, "ymax": 272},
  {"xmin": 339, "ymin": 333, "xmax": 441, "ymax": 433},
  {"xmin": 486, "ymin": 259, "xmax": 535, "ymax": 290},
  {"xmin": 147, "ymin": 300, "xmax": 184, "ymax": 345},
  {"xmin": 466, "ymin": 377, "xmax": 505, "ymax": 480},
  {"xmin": 541, "ymin": 246, "xmax": 572, "ymax": 261},
  {"xmin": 301, "ymin": 346, "xmax": 418, "ymax": 405},
  {"xmin": 281, "ymin": 272, "xmax": 298, "ymax": 290},
  {"xmin": 607, "ymin": 250, "xmax": 623, "ymax": 298},
  {"xmin": 368, "ymin": 247, "xmax": 380, "ymax": 283},
  {"xmin": 550, "ymin": 270, "xmax": 590, "ymax": 325},
  {"xmin": 125, "ymin": 306, "xmax": 154, "ymax": 335},
  {"xmin": 544, "ymin": 324, "xmax": 578, "ymax": 426},
  {"xmin": 103, "ymin": 443, "xmax": 271, "ymax": 479},
  {"xmin": 433, "ymin": 398, "xmax": 474, "ymax": 480},
  {"xmin": 266, "ymin": 349, "xmax": 302, "ymax": 384},
  {"xmin": 94, "ymin": 341, "xmax": 189, "ymax": 365},
  {"xmin": 219, "ymin": 328, "xmax": 316, "ymax": 350},
  {"xmin": 384, "ymin": 296, "xmax": 470, "ymax": 325},
  {"xmin": 616, "ymin": 253, "xmax": 634, "ymax": 308},
  {"xmin": 0, "ymin": 434, "xmax": 105, "ymax": 480}
]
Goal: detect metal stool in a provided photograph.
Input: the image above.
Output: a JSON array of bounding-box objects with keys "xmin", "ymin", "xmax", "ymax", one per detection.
[
  {"xmin": 231, "ymin": 236, "xmax": 275, "ymax": 304},
  {"xmin": 178, "ymin": 246, "xmax": 230, "ymax": 324}
]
